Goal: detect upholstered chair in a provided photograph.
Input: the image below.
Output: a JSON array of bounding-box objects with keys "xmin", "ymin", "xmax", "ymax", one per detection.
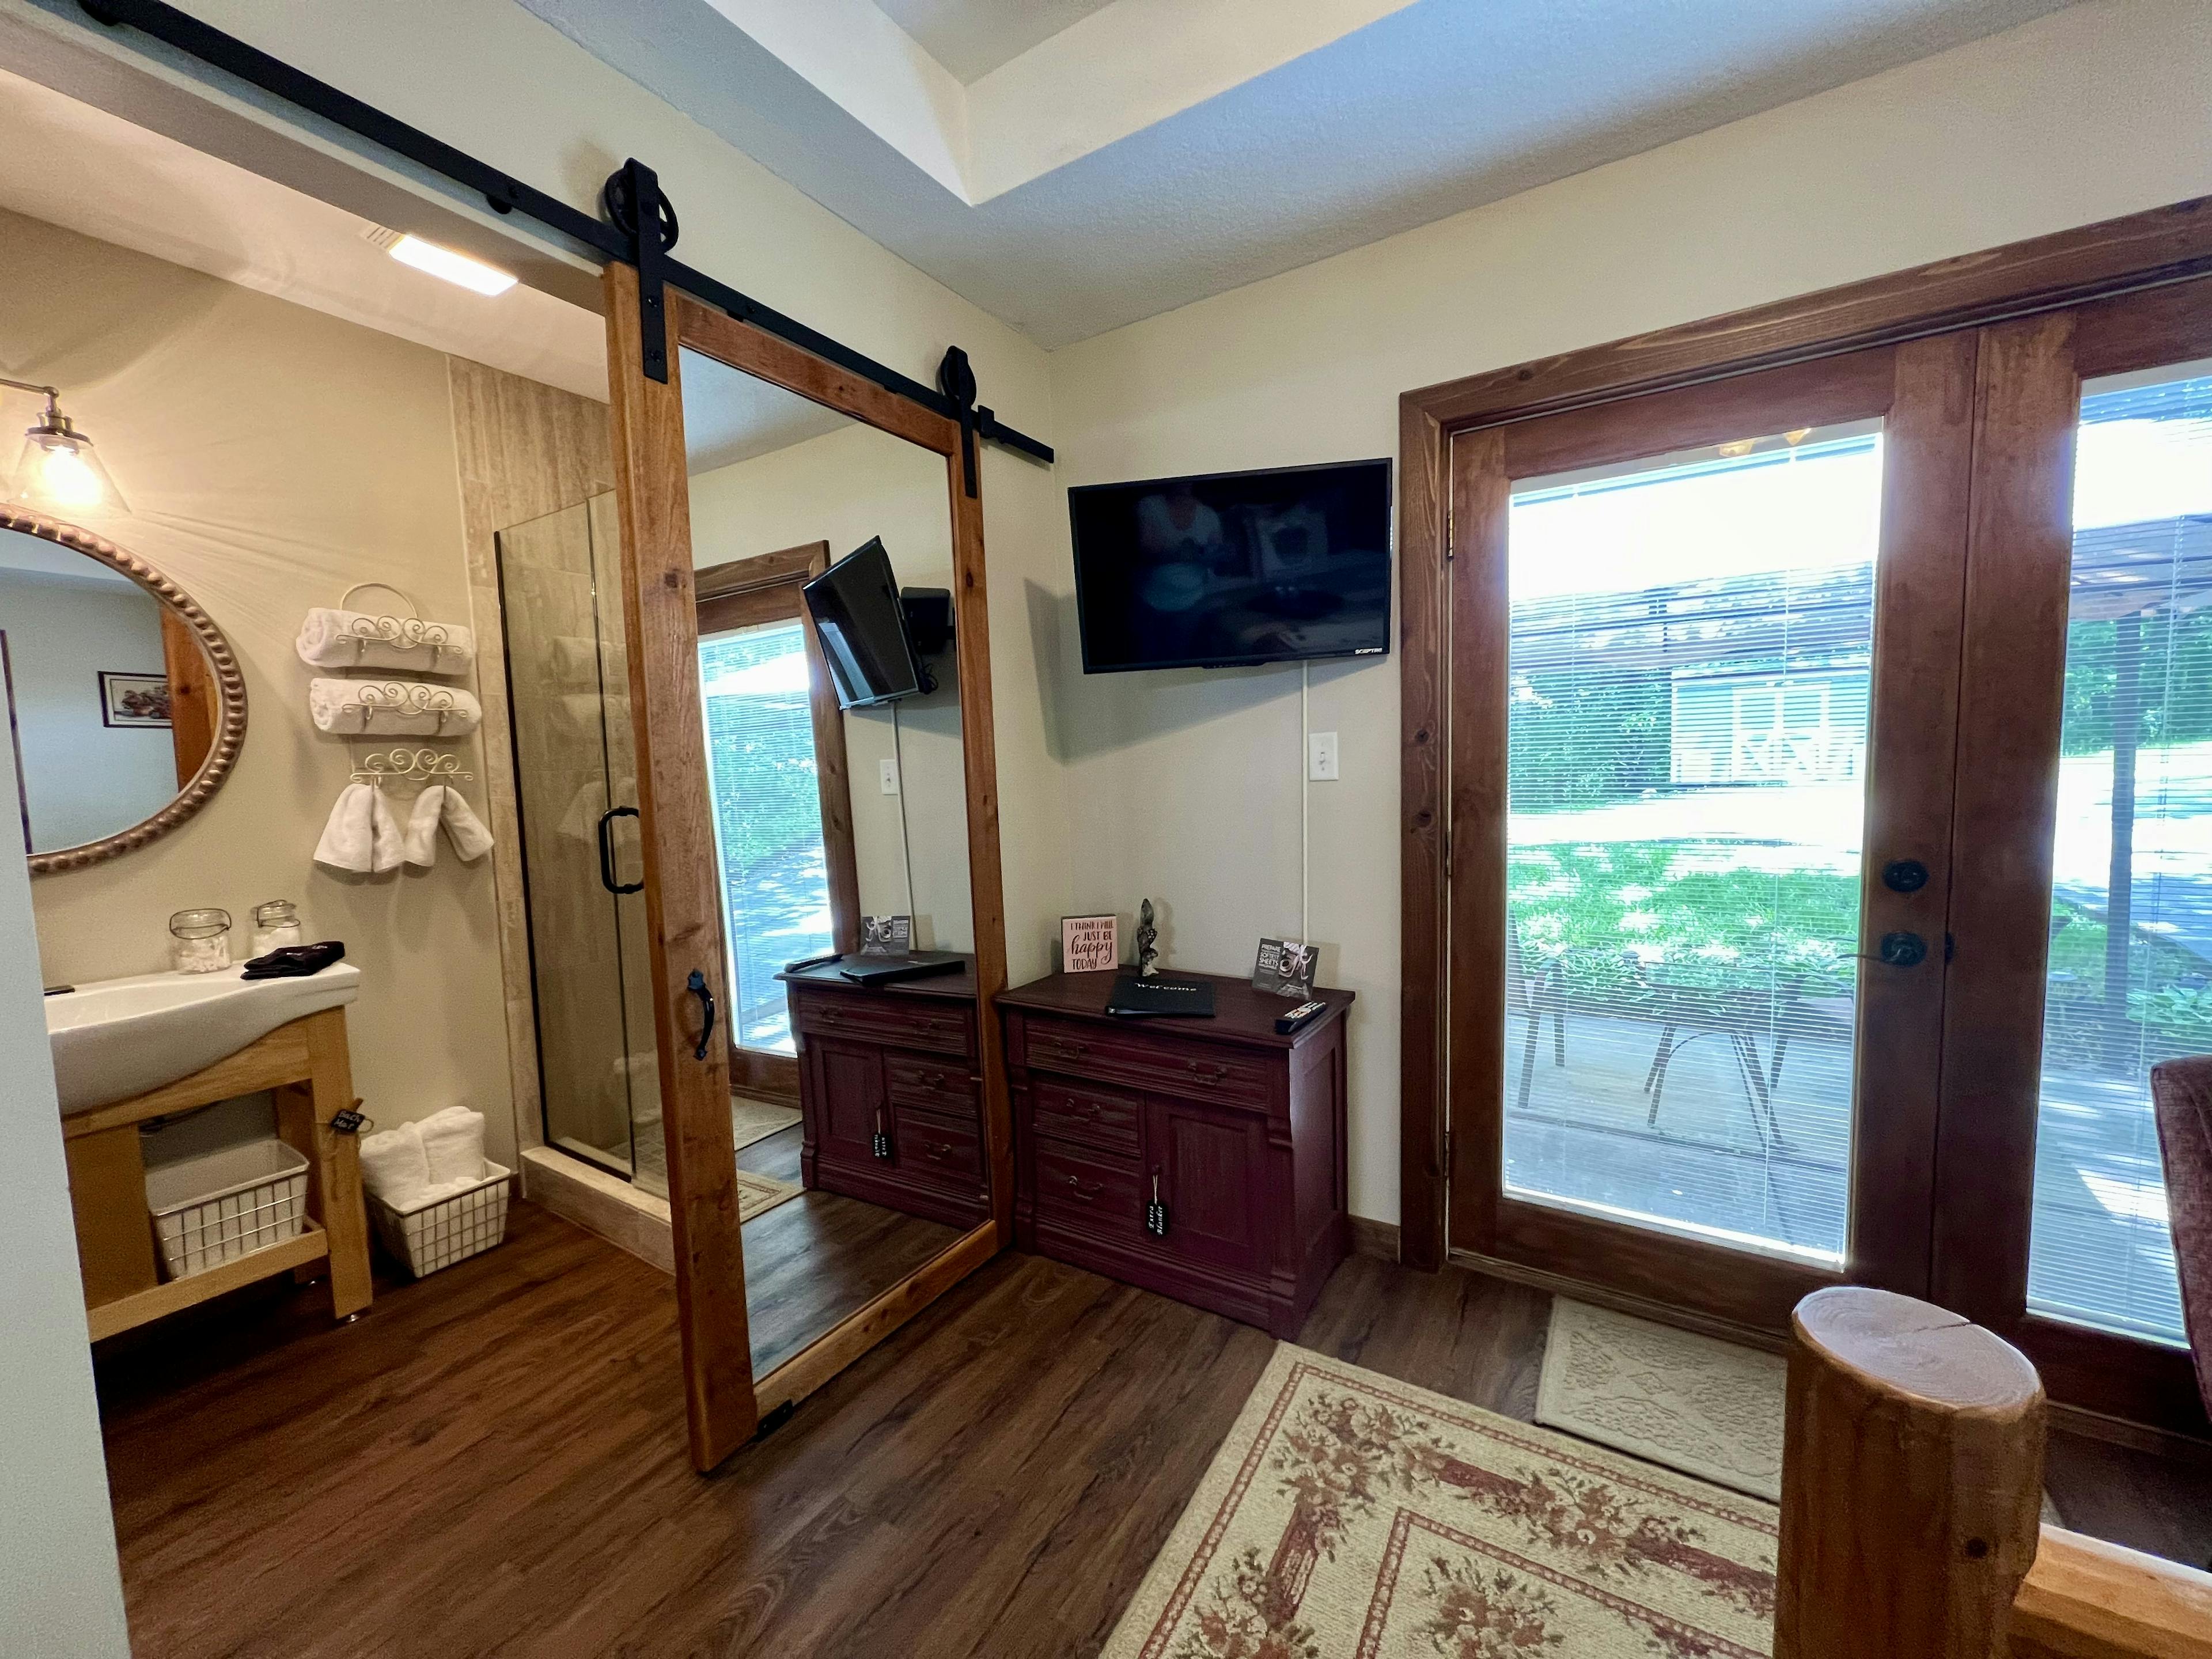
[{"xmin": 2151, "ymin": 1055, "xmax": 2212, "ymax": 1420}]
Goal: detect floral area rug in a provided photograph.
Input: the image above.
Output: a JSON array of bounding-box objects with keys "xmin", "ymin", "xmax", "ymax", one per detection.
[{"xmin": 1103, "ymin": 1345, "xmax": 1777, "ymax": 1659}]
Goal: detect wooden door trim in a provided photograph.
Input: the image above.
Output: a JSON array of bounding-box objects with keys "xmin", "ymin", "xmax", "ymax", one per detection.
[
  {"xmin": 1435, "ymin": 340, "xmax": 1971, "ymax": 1332},
  {"xmin": 605, "ymin": 263, "xmax": 757, "ymax": 1468},
  {"xmin": 1406, "ymin": 195, "xmax": 2212, "ymax": 433},
  {"xmin": 1935, "ymin": 285, "xmax": 2212, "ymax": 1436},
  {"xmin": 694, "ymin": 539, "xmax": 858, "ymax": 1103},
  {"xmin": 1400, "ymin": 194, "xmax": 2212, "ymax": 1274}
]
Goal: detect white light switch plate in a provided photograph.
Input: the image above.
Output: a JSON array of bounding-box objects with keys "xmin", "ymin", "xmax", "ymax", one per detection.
[
  {"xmin": 879, "ymin": 758, "xmax": 900, "ymax": 794},
  {"xmin": 1308, "ymin": 731, "xmax": 1339, "ymax": 781}
]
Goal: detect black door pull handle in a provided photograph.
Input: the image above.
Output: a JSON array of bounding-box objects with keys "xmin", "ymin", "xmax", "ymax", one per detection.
[
  {"xmin": 686, "ymin": 969, "xmax": 717, "ymax": 1061},
  {"xmin": 597, "ymin": 805, "xmax": 643, "ymax": 895},
  {"xmin": 1878, "ymin": 931, "xmax": 1929, "ymax": 967}
]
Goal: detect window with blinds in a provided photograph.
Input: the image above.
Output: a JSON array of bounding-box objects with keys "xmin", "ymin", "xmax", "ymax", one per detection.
[
  {"xmin": 2026, "ymin": 362, "xmax": 2212, "ymax": 1346},
  {"xmin": 1501, "ymin": 423, "xmax": 1883, "ymax": 1262},
  {"xmin": 699, "ymin": 620, "xmax": 835, "ymax": 1054}
]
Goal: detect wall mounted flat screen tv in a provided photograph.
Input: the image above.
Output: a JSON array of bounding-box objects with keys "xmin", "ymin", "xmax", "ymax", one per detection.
[
  {"xmin": 1069, "ymin": 459, "xmax": 1392, "ymax": 673},
  {"xmin": 803, "ymin": 536, "xmax": 925, "ymax": 709}
]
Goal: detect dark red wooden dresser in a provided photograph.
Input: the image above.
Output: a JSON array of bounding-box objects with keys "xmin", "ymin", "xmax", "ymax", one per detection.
[{"xmin": 999, "ymin": 968, "xmax": 1353, "ymax": 1339}]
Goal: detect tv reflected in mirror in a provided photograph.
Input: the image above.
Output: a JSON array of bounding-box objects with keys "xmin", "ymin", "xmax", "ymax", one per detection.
[{"xmin": 804, "ymin": 536, "xmax": 926, "ymax": 709}]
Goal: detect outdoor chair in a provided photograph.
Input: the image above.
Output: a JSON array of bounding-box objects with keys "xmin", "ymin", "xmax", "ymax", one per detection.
[{"xmin": 1506, "ymin": 917, "xmax": 1569, "ymax": 1112}]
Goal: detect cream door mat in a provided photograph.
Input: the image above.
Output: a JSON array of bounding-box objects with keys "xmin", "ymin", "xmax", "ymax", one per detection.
[
  {"xmin": 1104, "ymin": 1343, "xmax": 1778, "ymax": 1658},
  {"xmin": 730, "ymin": 1095, "xmax": 802, "ymax": 1153},
  {"xmin": 1537, "ymin": 1298, "xmax": 1788, "ymax": 1502},
  {"xmin": 735, "ymin": 1169, "xmax": 801, "ymax": 1224}
]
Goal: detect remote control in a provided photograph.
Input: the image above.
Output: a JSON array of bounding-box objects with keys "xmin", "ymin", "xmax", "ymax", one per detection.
[{"xmin": 1275, "ymin": 999, "xmax": 1327, "ymax": 1035}]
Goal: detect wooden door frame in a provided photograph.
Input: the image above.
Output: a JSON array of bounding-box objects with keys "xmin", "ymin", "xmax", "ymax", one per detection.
[
  {"xmin": 606, "ymin": 272, "xmax": 1014, "ymax": 1470},
  {"xmin": 1403, "ymin": 193, "xmax": 2212, "ymax": 1274},
  {"xmin": 1441, "ymin": 340, "xmax": 1972, "ymax": 1333},
  {"xmin": 694, "ymin": 540, "xmax": 861, "ymax": 1104},
  {"xmin": 1936, "ymin": 278, "xmax": 2212, "ymax": 1435}
]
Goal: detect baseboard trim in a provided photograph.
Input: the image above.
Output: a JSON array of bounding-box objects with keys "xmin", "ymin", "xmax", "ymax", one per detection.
[
  {"xmin": 521, "ymin": 1146, "xmax": 673, "ymax": 1275},
  {"xmin": 2048, "ymin": 1397, "xmax": 2212, "ymax": 1465},
  {"xmin": 1349, "ymin": 1215, "xmax": 1400, "ymax": 1262},
  {"xmin": 1446, "ymin": 1245, "xmax": 1787, "ymax": 1355}
]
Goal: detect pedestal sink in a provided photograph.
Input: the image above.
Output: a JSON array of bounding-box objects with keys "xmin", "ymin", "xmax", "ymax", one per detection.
[{"xmin": 45, "ymin": 963, "xmax": 361, "ymax": 1114}]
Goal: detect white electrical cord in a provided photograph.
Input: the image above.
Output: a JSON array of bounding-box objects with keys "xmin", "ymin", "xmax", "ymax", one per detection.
[
  {"xmin": 1300, "ymin": 660, "xmax": 1310, "ymax": 948},
  {"xmin": 891, "ymin": 703, "xmax": 915, "ymax": 921}
]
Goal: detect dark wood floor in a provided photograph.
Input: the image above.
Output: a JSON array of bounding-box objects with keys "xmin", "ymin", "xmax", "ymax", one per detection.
[
  {"xmin": 93, "ymin": 1202, "xmax": 2211, "ymax": 1657},
  {"xmin": 736, "ymin": 1125, "xmax": 963, "ymax": 1373}
]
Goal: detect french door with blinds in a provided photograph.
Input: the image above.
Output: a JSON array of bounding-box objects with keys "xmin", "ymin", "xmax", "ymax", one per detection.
[{"xmin": 1442, "ymin": 275, "xmax": 2212, "ymax": 1427}]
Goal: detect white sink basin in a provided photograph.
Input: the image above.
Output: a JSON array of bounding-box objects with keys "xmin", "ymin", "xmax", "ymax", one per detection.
[{"xmin": 45, "ymin": 963, "xmax": 361, "ymax": 1114}]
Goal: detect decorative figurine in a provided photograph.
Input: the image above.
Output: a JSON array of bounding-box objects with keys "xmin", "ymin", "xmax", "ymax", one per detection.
[{"xmin": 1135, "ymin": 898, "xmax": 1160, "ymax": 979}]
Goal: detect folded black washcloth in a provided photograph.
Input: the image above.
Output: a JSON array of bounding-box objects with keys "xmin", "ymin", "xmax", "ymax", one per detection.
[{"xmin": 241, "ymin": 940, "xmax": 347, "ymax": 979}]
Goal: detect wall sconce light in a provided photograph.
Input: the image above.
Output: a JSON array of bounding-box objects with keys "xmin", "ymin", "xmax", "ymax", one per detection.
[{"xmin": 1, "ymin": 378, "xmax": 127, "ymax": 516}]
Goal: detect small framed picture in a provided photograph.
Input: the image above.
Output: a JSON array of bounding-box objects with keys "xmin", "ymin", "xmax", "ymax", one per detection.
[
  {"xmin": 99, "ymin": 671, "xmax": 172, "ymax": 729},
  {"xmin": 1252, "ymin": 937, "xmax": 1317, "ymax": 999},
  {"xmin": 1061, "ymin": 913, "xmax": 1119, "ymax": 974},
  {"xmin": 859, "ymin": 914, "xmax": 912, "ymax": 957}
]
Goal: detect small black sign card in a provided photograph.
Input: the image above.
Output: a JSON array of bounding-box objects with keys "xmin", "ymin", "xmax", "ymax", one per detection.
[
  {"xmin": 859, "ymin": 914, "xmax": 912, "ymax": 957},
  {"xmin": 1251, "ymin": 937, "xmax": 1317, "ymax": 999}
]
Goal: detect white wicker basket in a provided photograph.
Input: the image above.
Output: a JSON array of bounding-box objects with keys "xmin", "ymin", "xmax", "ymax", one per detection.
[
  {"xmin": 145, "ymin": 1139, "xmax": 310, "ymax": 1281},
  {"xmin": 369, "ymin": 1161, "xmax": 512, "ymax": 1278}
]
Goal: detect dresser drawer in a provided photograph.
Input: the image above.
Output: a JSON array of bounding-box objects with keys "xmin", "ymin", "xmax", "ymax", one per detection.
[
  {"xmin": 892, "ymin": 1101, "xmax": 982, "ymax": 1189},
  {"xmin": 794, "ymin": 990, "xmax": 974, "ymax": 1059},
  {"xmin": 885, "ymin": 1053, "xmax": 978, "ymax": 1118},
  {"xmin": 1033, "ymin": 1141, "xmax": 1143, "ymax": 1240},
  {"xmin": 1031, "ymin": 1078, "xmax": 1142, "ymax": 1158},
  {"xmin": 1022, "ymin": 1017, "xmax": 1272, "ymax": 1109}
]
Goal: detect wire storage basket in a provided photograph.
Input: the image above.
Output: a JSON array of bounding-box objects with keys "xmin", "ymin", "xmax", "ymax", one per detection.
[
  {"xmin": 369, "ymin": 1161, "xmax": 512, "ymax": 1278},
  {"xmin": 145, "ymin": 1139, "xmax": 310, "ymax": 1280}
]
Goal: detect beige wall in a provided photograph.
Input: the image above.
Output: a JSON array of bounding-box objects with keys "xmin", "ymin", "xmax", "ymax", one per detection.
[
  {"xmin": 1037, "ymin": 0, "xmax": 2212, "ymax": 1224},
  {"xmin": 689, "ymin": 419, "xmax": 974, "ymax": 950},
  {"xmin": 3, "ymin": 209, "xmax": 516, "ymax": 1163},
  {"xmin": 9, "ymin": 0, "xmax": 1071, "ymax": 990}
]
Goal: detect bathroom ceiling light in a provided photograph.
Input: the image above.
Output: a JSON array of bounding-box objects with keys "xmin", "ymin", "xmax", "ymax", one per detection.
[
  {"xmin": 1, "ymin": 380, "xmax": 127, "ymax": 517},
  {"xmin": 370, "ymin": 228, "xmax": 518, "ymax": 296}
]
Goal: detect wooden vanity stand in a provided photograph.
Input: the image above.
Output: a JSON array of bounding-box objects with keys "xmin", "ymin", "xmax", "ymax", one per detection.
[{"xmin": 62, "ymin": 1006, "xmax": 372, "ymax": 1341}]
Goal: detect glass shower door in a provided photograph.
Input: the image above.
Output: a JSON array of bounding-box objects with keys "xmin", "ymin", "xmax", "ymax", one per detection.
[{"xmin": 497, "ymin": 493, "xmax": 662, "ymax": 1188}]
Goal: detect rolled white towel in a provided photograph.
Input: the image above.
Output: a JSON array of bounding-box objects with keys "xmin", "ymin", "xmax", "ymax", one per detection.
[
  {"xmin": 308, "ymin": 677, "xmax": 482, "ymax": 737},
  {"xmin": 418, "ymin": 1105, "xmax": 486, "ymax": 1185},
  {"xmin": 360, "ymin": 1120, "xmax": 430, "ymax": 1208},
  {"xmin": 313, "ymin": 782, "xmax": 377, "ymax": 873},
  {"xmin": 297, "ymin": 608, "xmax": 476, "ymax": 675}
]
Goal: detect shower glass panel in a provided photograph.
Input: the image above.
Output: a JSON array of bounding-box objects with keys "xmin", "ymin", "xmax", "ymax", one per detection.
[{"xmin": 497, "ymin": 493, "xmax": 663, "ymax": 1191}]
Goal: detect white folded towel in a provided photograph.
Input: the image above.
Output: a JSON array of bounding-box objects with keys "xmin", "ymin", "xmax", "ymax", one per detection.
[
  {"xmin": 402, "ymin": 785, "xmax": 496, "ymax": 867},
  {"xmin": 297, "ymin": 608, "xmax": 476, "ymax": 675},
  {"xmin": 308, "ymin": 677, "xmax": 482, "ymax": 737},
  {"xmin": 559, "ymin": 692, "xmax": 628, "ymax": 737},
  {"xmin": 359, "ymin": 1120, "xmax": 430, "ymax": 1208},
  {"xmin": 418, "ymin": 1106, "xmax": 487, "ymax": 1186},
  {"xmin": 313, "ymin": 782, "xmax": 407, "ymax": 874}
]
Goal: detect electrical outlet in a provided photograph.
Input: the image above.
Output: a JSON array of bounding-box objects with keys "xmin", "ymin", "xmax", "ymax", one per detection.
[
  {"xmin": 1308, "ymin": 731, "xmax": 1339, "ymax": 782},
  {"xmin": 879, "ymin": 758, "xmax": 900, "ymax": 794}
]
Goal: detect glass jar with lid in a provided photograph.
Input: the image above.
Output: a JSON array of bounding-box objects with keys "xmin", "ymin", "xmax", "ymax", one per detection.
[
  {"xmin": 169, "ymin": 908, "xmax": 233, "ymax": 974},
  {"xmin": 251, "ymin": 899, "xmax": 303, "ymax": 956}
]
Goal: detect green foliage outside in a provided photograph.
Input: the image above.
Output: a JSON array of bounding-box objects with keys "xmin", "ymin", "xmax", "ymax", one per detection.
[
  {"xmin": 701, "ymin": 630, "xmax": 824, "ymax": 879},
  {"xmin": 2059, "ymin": 611, "xmax": 2212, "ymax": 756}
]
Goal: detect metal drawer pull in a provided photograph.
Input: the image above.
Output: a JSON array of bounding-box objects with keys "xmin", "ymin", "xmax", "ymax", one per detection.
[
  {"xmin": 1062, "ymin": 1175, "xmax": 1104, "ymax": 1202},
  {"xmin": 921, "ymin": 1071, "xmax": 947, "ymax": 1088},
  {"xmin": 1186, "ymin": 1060, "xmax": 1228, "ymax": 1078},
  {"xmin": 922, "ymin": 1141, "xmax": 954, "ymax": 1162}
]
